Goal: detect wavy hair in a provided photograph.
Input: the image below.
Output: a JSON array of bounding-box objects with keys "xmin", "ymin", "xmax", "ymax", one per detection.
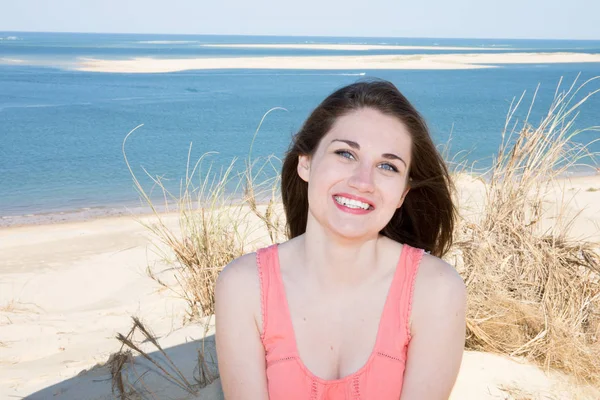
[{"xmin": 281, "ymin": 79, "xmax": 455, "ymax": 257}]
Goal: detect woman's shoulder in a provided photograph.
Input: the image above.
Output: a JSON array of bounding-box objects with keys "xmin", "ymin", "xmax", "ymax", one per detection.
[
  {"xmin": 215, "ymin": 251, "xmax": 263, "ymax": 316},
  {"xmin": 216, "ymin": 251, "xmax": 261, "ymax": 294},
  {"xmin": 410, "ymin": 251, "xmax": 466, "ymax": 328},
  {"xmin": 215, "ymin": 242, "xmax": 285, "ymax": 301},
  {"xmin": 385, "ymin": 236, "xmax": 461, "ymax": 288},
  {"xmin": 417, "ymin": 251, "xmax": 464, "ymax": 291}
]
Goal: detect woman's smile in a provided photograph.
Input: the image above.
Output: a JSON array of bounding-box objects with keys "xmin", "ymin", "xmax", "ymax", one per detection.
[{"xmin": 332, "ymin": 193, "xmax": 375, "ymax": 215}]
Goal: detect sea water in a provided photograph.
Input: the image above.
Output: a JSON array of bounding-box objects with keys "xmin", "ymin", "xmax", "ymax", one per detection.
[{"xmin": 1, "ymin": 32, "xmax": 599, "ymax": 220}]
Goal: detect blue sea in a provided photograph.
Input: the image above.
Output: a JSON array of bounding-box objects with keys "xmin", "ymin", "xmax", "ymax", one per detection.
[{"xmin": 1, "ymin": 32, "xmax": 600, "ymax": 224}]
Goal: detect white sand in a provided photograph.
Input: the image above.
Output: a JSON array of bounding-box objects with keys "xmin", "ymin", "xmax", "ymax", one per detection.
[
  {"xmin": 0, "ymin": 214, "xmax": 189, "ymax": 398},
  {"xmin": 74, "ymin": 52, "xmax": 600, "ymax": 73},
  {"xmin": 1, "ymin": 175, "xmax": 599, "ymax": 399},
  {"xmin": 0, "ymin": 58, "xmax": 25, "ymax": 64},
  {"xmin": 454, "ymin": 173, "xmax": 600, "ymax": 242},
  {"xmin": 200, "ymin": 44, "xmax": 504, "ymax": 51}
]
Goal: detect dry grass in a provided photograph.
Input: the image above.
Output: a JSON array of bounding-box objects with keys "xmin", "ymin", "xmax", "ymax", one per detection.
[
  {"xmin": 498, "ymin": 384, "xmax": 556, "ymax": 400},
  {"xmin": 0, "ymin": 299, "xmax": 44, "ymax": 327},
  {"xmin": 454, "ymin": 77, "xmax": 600, "ymax": 385},
  {"xmin": 123, "ymin": 109, "xmax": 286, "ymax": 321},
  {"xmin": 115, "ymin": 111, "xmax": 286, "ymax": 397},
  {"xmin": 108, "ymin": 317, "xmax": 217, "ymax": 399},
  {"xmin": 498, "ymin": 382, "xmax": 600, "ymax": 400},
  {"xmin": 0, "ymin": 299, "xmax": 43, "ymax": 314}
]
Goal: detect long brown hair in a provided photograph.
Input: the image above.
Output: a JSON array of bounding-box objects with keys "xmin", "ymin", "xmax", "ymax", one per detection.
[{"xmin": 281, "ymin": 79, "xmax": 455, "ymax": 257}]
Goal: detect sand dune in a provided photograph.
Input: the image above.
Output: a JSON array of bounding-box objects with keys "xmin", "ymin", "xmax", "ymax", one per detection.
[
  {"xmin": 1, "ymin": 175, "xmax": 599, "ymax": 399},
  {"xmin": 74, "ymin": 52, "xmax": 600, "ymax": 73}
]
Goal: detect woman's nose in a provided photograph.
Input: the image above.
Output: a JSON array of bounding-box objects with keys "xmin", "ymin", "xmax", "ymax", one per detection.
[{"xmin": 348, "ymin": 162, "xmax": 375, "ymax": 193}]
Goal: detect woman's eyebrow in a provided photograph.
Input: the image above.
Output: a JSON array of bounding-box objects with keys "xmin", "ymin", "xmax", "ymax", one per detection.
[
  {"xmin": 330, "ymin": 138, "xmax": 407, "ymax": 168},
  {"xmin": 382, "ymin": 153, "xmax": 407, "ymax": 168},
  {"xmin": 331, "ymin": 138, "xmax": 359, "ymax": 149}
]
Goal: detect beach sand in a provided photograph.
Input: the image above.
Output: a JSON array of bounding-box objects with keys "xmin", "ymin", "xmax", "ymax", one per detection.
[
  {"xmin": 74, "ymin": 52, "xmax": 600, "ymax": 73},
  {"xmin": 1, "ymin": 174, "xmax": 599, "ymax": 399}
]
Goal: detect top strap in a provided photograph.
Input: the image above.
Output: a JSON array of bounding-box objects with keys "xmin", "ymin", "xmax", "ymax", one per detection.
[
  {"xmin": 400, "ymin": 245, "xmax": 424, "ymax": 341},
  {"xmin": 256, "ymin": 244, "xmax": 297, "ymax": 353},
  {"xmin": 376, "ymin": 244, "xmax": 424, "ymax": 353},
  {"xmin": 256, "ymin": 245, "xmax": 274, "ymax": 341}
]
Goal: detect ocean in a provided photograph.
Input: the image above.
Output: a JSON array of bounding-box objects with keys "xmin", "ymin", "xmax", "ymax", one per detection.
[{"xmin": 1, "ymin": 32, "xmax": 600, "ymax": 223}]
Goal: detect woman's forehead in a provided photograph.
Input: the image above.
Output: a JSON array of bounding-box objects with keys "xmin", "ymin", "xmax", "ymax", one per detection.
[{"xmin": 324, "ymin": 109, "xmax": 412, "ymax": 153}]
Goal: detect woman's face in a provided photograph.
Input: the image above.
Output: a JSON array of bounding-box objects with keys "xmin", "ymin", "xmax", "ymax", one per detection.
[{"xmin": 298, "ymin": 107, "xmax": 412, "ymax": 241}]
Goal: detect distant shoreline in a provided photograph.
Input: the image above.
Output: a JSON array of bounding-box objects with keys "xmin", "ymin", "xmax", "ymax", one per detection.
[
  {"xmin": 71, "ymin": 52, "xmax": 600, "ymax": 73},
  {"xmin": 2, "ymin": 172, "xmax": 598, "ymax": 229},
  {"xmin": 198, "ymin": 44, "xmax": 506, "ymax": 51}
]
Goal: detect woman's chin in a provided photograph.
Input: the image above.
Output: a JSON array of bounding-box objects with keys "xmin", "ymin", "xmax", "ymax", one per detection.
[{"xmin": 326, "ymin": 222, "xmax": 380, "ymax": 242}]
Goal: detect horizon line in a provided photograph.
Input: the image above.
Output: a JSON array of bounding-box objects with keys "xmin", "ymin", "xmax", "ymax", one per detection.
[{"xmin": 1, "ymin": 30, "xmax": 599, "ymax": 42}]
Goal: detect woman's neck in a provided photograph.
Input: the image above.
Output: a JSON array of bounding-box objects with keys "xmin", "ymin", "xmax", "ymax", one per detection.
[{"xmin": 297, "ymin": 219, "xmax": 384, "ymax": 289}]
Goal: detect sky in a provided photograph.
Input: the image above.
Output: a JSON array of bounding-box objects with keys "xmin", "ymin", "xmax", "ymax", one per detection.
[{"xmin": 1, "ymin": 0, "xmax": 599, "ymax": 40}]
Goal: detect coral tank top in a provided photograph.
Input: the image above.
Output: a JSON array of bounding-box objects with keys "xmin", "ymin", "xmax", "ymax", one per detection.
[{"xmin": 256, "ymin": 243, "xmax": 423, "ymax": 400}]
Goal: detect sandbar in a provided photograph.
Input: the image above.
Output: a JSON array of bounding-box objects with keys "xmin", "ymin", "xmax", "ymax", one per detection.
[
  {"xmin": 199, "ymin": 43, "xmax": 505, "ymax": 51},
  {"xmin": 74, "ymin": 52, "xmax": 600, "ymax": 73}
]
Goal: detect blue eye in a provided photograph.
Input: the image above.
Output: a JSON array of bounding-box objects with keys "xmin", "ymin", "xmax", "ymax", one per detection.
[
  {"xmin": 379, "ymin": 163, "xmax": 399, "ymax": 173},
  {"xmin": 335, "ymin": 150, "xmax": 355, "ymax": 160},
  {"xmin": 334, "ymin": 150, "xmax": 399, "ymax": 173}
]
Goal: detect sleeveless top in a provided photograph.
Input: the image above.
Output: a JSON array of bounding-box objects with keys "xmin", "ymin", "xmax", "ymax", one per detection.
[{"xmin": 256, "ymin": 243, "xmax": 424, "ymax": 400}]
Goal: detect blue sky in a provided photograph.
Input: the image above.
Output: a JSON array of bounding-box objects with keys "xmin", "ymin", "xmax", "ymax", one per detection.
[{"xmin": 1, "ymin": 0, "xmax": 598, "ymax": 40}]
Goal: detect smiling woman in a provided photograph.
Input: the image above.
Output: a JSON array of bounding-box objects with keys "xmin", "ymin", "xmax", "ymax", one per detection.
[
  {"xmin": 215, "ymin": 80, "xmax": 466, "ymax": 400},
  {"xmin": 283, "ymin": 80, "xmax": 455, "ymax": 257}
]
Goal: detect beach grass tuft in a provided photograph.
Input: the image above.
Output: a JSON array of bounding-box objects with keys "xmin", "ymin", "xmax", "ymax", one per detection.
[
  {"xmin": 109, "ymin": 316, "xmax": 217, "ymax": 399},
  {"xmin": 123, "ymin": 110, "xmax": 285, "ymax": 321},
  {"xmin": 455, "ymin": 76, "xmax": 600, "ymax": 385}
]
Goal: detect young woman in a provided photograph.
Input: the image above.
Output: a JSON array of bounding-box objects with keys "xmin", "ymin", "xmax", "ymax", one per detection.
[{"xmin": 215, "ymin": 80, "xmax": 466, "ymax": 399}]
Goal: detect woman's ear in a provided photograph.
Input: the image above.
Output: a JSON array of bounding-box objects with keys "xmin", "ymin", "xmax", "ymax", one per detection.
[
  {"xmin": 397, "ymin": 186, "xmax": 410, "ymax": 209},
  {"xmin": 297, "ymin": 154, "xmax": 311, "ymax": 183}
]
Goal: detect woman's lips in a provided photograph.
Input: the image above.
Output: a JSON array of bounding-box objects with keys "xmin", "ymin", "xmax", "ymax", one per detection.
[
  {"xmin": 333, "ymin": 193, "xmax": 375, "ymax": 208},
  {"xmin": 332, "ymin": 194, "xmax": 375, "ymax": 215}
]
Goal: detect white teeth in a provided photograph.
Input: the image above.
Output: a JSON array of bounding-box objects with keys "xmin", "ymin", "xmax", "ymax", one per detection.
[{"xmin": 334, "ymin": 196, "xmax": 371, "ymax": 210}]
